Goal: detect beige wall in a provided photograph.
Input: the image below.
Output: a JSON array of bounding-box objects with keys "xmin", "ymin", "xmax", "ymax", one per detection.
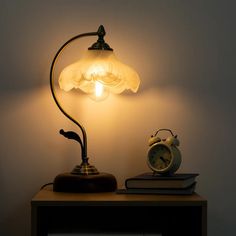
[{"xmin": 0, "ymin": 0, "xmax": 235, "ymax": 235}]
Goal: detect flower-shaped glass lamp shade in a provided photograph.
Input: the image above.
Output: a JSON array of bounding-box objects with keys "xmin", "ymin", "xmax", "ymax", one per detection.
[{"xmin": 59, "ymin": 49, "xmax": 140, "ymax": 101}]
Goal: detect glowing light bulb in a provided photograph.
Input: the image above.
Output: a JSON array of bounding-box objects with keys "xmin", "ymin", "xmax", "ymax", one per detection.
[
  {"xmin": 88, "ymin": 81, "xmax": 109, "ymax": 102},
  {"xmin": 95, "ymin": 81, "xmax": 104, "ymax": 98}
]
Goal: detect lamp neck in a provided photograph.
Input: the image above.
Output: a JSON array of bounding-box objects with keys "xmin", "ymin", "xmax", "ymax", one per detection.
[{"xmin": 50, "ymin": 27, "xmax": 106, "ymax": 162}]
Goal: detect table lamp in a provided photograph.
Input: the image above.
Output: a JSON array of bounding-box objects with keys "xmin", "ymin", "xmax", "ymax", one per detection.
[{"xmin": 50, "ymin": 25, "xmax": 140, "ymax": 192}]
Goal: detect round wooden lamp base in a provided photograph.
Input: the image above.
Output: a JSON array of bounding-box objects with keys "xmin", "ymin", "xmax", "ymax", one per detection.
[{"xmin": 53, "ymin": 172, "xmax": 117, "ymax": 193}]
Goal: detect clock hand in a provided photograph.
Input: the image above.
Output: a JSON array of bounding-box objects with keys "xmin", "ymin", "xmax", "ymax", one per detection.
[{"xmin": 160, "ymin": 156, "xmax": 166, "ymax": 163}]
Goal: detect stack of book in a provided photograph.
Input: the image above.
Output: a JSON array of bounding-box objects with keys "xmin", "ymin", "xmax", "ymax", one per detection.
[{"xmin": 116, "ymin": 172, "xmax": 199, "ymax": 195}]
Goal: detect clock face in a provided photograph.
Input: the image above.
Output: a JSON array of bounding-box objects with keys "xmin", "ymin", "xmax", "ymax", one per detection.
[{"xmin": 148, "ymin": 144, "xmax": 172, "ymax": 171}]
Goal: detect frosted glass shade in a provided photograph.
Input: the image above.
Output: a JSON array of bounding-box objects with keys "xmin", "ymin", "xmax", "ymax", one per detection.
[{"xmin": 59, "ymin": 50, "xmax": 140, "ymax": 98}]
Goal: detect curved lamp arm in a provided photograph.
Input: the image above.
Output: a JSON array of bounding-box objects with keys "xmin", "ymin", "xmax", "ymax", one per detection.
[{"xmin": 49, "ymin": 28, "xmax": 101, "ymax": 162}]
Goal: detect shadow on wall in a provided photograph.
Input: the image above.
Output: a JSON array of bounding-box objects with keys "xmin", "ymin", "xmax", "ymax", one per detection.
[{"xmin": 0, "ymin": 198, "xmax": 30, "ymax": 235}]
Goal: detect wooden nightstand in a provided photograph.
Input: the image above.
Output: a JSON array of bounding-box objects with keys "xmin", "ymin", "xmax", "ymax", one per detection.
[{"xmin": 31, "ymin": 186, "xmax": 207, "ymax": 236}]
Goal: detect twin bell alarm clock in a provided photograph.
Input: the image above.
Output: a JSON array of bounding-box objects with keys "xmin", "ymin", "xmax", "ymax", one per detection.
[{"xmin": 147, "ymin": 129, "xmax": 182, "ymax": 175}]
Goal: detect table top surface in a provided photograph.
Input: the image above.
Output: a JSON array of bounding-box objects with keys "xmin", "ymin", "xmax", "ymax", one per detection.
[{"xmin": 31, "ymin": 186, "xmax": 207, "ymax": 207}]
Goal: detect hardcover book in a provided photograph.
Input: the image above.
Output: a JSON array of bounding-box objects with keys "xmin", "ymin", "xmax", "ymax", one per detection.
[
  {"xmin": 125, "ymin": 172, "xmax": 199, "ymax": 189},
  {"xmin": 117, "ymin": 182, "xmax": 197, "ymax": 195}
]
